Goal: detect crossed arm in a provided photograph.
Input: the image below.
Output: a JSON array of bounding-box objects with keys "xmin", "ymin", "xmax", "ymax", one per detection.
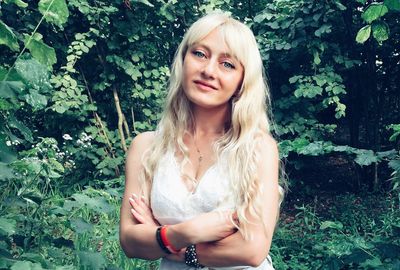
[{"xmin": 119, "ymin": 132, "xmax": 280, "ymax": 267}]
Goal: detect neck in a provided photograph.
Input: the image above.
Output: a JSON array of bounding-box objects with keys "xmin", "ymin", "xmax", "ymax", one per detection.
[{"xmin": 191, "ymin": 104, "xmax": 230, "ymax": 136}]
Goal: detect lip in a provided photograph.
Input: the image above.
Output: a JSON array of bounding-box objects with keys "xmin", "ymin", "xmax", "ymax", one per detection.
[{"xmin": 193, "ymin": 80, "xmax": 217, "ymax": 91}]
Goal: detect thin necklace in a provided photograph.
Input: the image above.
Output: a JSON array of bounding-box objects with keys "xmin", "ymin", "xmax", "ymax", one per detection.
[{"xmin": 193, "ymin": 133, "xmax": 203, "ymax": 163}]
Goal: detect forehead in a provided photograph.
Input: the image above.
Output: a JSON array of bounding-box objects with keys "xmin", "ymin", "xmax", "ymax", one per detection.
[
  {"xmin": 192, "ymin": 29, "xmax": 234, "ymax": 57},
  {"xmin": 187, "ymin": 25, "xmax": 244, "ymax": 63}
]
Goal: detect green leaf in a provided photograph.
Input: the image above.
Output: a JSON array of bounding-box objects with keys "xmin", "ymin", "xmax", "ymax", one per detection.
[
  {"xmin": 77, "ymin": 251, "xmax": 106, "ymax": 269},
  {"xmin": 70, "ymin": 217, "xmax": 93, "ymax": 234},
  {"xmin": 133, "ymin": 0, "xmax": 154, "ymax": 7},
  {"xmin": 372, "ymin": 21, "xmax": 389, "ymax": 43},
  {"xmin": 313, "ymin": 51, "xmax": 321, "ymax": 65},
  {"xmin": 9, "ymin": 115, "xmax": 33, "ymax": 142},
  {"xmin": 384, "ymin": 0, "xmax": 400, "ymax": 10},
  {"xmin": 38, "ymin": 0, "xmax": 69, "ymax": 26},
  {"xmin": 360, "ymin": 257, "xmax": 382, "ymax": 268},
  {"xmin": 388, "ymin": 159, "xmax": 400, "ymax": 171},
  {"xmin": 23, "ymin": 89, "xmax": 48, "ymax": 111},
  {"xmin": 356, "ymin": 25, "xmax": 371, "ymax": 44},
  {"xmin": 0, "ymin": 162, "xmax": 15, "ymax": 180},
  {"xmin": 362, "ymin": 3, "xmax": 389, "ymax": 23},
  {"xmin": 320, "ymin": 221, "xmax": 344, "ymax": 230},
  {"xmin": 0, "ymin": 81, "xmax": 24, "ymax": 100},
  {"xmin": 315, "ymin": 24, "xmax": 332, "ymax": 37},
  {"xmin": 70, "ymin": 193, "xmax": 113, "ymax": 213},
  {"xmin": 357, "ymin": 0, "xmax": 367, "ymax": 4},
  {"xmin": 289, "ymin": 75, "xmax": 302, "ymax": 84},
  {"xmin": 335, "ymin": 1, "xmax": 347, "ymax": 11},
  {"xmin": 14, "ymin": 58, "xmax": 51, "ymax": 91},
  {"xmin": 0, "ymin": 137, "xmax": 17, "ymax": 163},
  {"xmin": 11, "ymin": 261, "xmax": 44, "ymax": 270},
  {"xmin": 24, "ymin": 36, "xmax": 57, "ymax": 67},
  {"xmin": 0, "ymin": 20, "xmax": 20, "ymax": 51},
  {"xmin": 355, "ymin": 150, "xmax": 378, "ymax": 166},
  {"xmin": 0, "ymin": 218, "xmax": 16, "ymax": 236},
  {"xmin": 4, "ymin": 0, "xmax": 28, "ymax": 8}
]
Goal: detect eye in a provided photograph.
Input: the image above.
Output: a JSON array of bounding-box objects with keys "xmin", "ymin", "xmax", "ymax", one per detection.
[
  {"xmin": 193, "ymin": 50, "xmax": 206, "ymax": 58},
  {"xmin": 222, "ymin": 61, "xmax": 235, "ymax": 69}
]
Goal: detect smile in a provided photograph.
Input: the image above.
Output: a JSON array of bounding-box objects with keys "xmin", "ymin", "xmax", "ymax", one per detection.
[{"xmin": 194, "ymin": 80, "xmax": 217, "ymax": 91}]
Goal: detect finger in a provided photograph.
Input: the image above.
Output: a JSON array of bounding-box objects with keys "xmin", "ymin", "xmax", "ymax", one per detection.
[
  {"xmin": 131, "ymin": 208, "xmax": 146, "ymax": 224},
  {"xmin": 132, "ymin": 194, "xmax": 150, "ymax": 212},
  {"xmin": 140, "ymin": 195, "xmax": 148, "ymax": 205},
  {"xmin": 128, "ymin": 197, "xmax": 135, "ymax": 208},
  {"xmin": 129, "ymin": 197, "xmax": 146, "ymax": 216},
  {"xmin": 138, "ymin": 196, "xmax": 154, "ymax": 216}
]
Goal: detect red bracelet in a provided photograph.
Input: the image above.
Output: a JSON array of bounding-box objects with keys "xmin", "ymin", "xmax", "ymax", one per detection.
[{"xmin": 160, "ymin": 225, "xmax": 180, "ymax": 254}]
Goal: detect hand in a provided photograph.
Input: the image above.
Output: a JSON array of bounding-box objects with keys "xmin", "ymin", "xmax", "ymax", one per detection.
[
  {"xmin": 188, "ymin": 210, "xmax": 238, "ymax": 243},
  {"xmin": 129, "ymin": 193, "xmax": 160, "ymax": 227},
  {"xmin": 165, "ymin": 249, "xmax": 185, "ymax": 262}
]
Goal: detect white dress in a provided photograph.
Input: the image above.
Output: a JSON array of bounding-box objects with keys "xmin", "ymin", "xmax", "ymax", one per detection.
[{"xmin": 151, "ymin": 150, "xmax": 275, "ymax": 270}]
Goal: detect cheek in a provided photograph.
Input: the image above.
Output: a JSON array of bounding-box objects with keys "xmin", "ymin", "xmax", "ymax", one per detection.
[{"xmin": 225, "ymin": 73, "xmax": 243, "ymax": 92}]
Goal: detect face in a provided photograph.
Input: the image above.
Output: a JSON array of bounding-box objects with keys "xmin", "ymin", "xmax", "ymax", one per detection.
[{"xmin": 181, "ymin": 28, "xmax": 244, "ymax": 110}]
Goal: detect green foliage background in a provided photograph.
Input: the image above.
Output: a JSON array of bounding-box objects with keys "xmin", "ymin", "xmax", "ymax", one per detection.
[{"xmin": 0, "ymin": 0, "xmax": 399, "ymax": 269}]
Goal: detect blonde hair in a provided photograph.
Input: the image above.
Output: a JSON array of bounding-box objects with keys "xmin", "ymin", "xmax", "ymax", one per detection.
[{"xmin": 140, "ymin": 12, "xmax": 284, "ymax": 239}]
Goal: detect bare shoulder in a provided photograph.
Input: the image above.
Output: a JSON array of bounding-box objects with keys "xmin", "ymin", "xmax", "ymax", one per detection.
[
  {"xmin": 129, "ymin": 131, "xmax": 155, "ymax": 150},
  {"xmin": 127, "ymin": 131, "xmax": 156, "ymax": 160},
  {"xmin": 256, "ymin": 133, "xmax": 279, "ymax": 158}
]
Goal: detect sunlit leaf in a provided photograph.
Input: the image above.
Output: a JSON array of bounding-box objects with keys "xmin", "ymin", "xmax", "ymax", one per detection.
[
  {"xmin": 0, "ymin": 20, "xmax": 20, "ymax": 51},
  {"xmin": 356, "ymin": 25, "xmax": 371, "ymax": 44},
  {"xmin": 38, "ymin": 0, "xmax": 69, "ymax": 26},
  {"xmin": 4, "ymin": 0, "xmax": 28, "ymax": 8},
  {"xmin": 132, "ymin": 0, "xmax": 154, "ymax": 8},
  {"xmin": 362, "ymin": 3, "xmax": 389, "ymax": 23}
]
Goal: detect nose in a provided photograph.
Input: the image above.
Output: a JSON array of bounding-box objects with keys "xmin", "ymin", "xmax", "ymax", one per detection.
[{"xmin": 201, "ymin": 59, "xmax": 217, "ymax": 79}]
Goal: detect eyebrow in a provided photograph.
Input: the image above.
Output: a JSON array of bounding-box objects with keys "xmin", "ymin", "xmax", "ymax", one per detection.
[{"xmin": 192, "ymin": 43, "xmax": 235, "ymax": 59}]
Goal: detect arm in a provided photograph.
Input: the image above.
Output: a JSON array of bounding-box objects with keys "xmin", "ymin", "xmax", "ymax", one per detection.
[
  {"xmin": 120, "ymin": 132, "xmax": 237, "ymax": 260},
  {"xmin": 119, "ymin": 132, "xmax": 167, "ymax": 260},
  {"xmin": 195, "ymin": 135, "xmax": 280, "ymax": 267}
]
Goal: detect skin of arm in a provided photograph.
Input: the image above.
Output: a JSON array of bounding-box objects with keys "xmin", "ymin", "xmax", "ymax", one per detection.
[
  {"xmin": 165, "ymin": 134, "xmax": 281, "ymax": 267},
  {"xmin": 120, "ymin": 132, "xmax": 237, "ymax": 260},
  {"xmin": 119, "ymin": 131, "xmax": 167, "ymax": 260}
]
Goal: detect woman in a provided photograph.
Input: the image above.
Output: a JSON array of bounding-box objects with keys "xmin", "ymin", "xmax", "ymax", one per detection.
[{"xmin": 120, "ymin": 12, "xmax": 283, "ymax": 270}]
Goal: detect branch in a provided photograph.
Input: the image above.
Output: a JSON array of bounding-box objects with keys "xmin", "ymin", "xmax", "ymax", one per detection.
[{"xmin": 113, "ymin": 87, "xmax": 128, "ymax": 152}]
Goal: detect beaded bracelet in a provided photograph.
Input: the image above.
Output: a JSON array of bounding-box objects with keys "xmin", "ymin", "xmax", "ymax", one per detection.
[
  {"xmin": 155, "ymin": 226, "xmax": 171, "ymax": 254},
  {"xmin": 184, "ymin": 244, "xmax": 204, "ymax": 268}
]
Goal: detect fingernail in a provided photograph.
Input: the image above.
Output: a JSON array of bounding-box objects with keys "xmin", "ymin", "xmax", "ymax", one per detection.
[{"xmin": 132, "ymin": 193, "xmax": 138, "ymax": 198}]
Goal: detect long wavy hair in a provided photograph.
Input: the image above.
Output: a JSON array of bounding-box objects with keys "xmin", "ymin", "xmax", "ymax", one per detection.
[{"xmin": 139, "ymin": 12, "xmax": 284, "ymax": 239}]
